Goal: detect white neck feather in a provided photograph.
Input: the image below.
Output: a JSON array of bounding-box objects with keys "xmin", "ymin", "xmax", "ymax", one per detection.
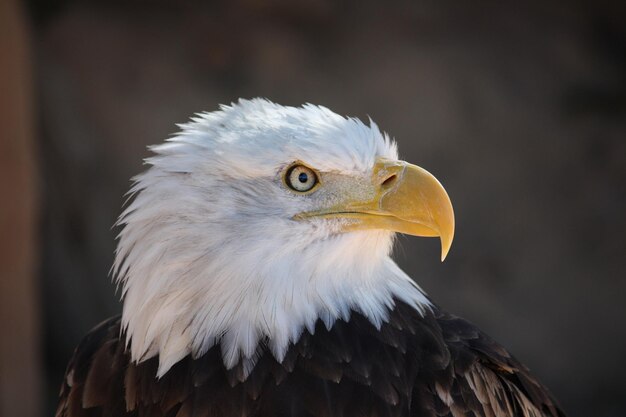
[{"xmin": 117, "ymin": 224, "xmax": 430, "ymax": 377}]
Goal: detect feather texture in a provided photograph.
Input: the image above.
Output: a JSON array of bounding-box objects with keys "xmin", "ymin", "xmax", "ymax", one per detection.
[{"xmin": 56, "ymin": 301, "xmax": 565, "ymax": 417}]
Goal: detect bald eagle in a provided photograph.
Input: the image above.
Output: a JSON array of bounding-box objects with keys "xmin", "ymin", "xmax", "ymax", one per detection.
[{"xmin": 56, "ymin": 99, "xmax": 565, "ymax": 417}]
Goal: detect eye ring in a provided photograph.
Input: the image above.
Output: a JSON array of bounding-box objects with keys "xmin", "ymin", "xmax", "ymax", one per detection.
[{"xmin": 284, "ymin": 163, "xmax": 320, "ymax": 193}]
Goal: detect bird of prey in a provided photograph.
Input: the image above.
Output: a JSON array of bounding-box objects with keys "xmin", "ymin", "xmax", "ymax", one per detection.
[{"xmin": 56, "ymin": 99, "xmax": 565, "ymax": 417}]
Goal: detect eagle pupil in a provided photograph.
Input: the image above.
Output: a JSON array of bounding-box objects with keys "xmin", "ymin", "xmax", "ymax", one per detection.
[{"xmin": 298, "ymin": 172, "xmax": 308, "ymax": 183}]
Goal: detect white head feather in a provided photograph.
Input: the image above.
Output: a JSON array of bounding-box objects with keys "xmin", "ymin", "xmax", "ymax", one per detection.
[{"xmin": 113, "ymin": 99, "xmax": 431, "ymax": 377}]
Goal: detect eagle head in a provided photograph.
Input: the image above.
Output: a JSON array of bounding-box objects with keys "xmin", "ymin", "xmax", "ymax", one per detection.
[{"xmin": 113, "ymin": 99, "xmax": 454, "ymax": 376}]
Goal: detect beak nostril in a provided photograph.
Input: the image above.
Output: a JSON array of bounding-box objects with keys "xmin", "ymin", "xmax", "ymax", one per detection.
[{"xmin": 381, "ymin": 174, "xmax": 398, "ymax": 187}]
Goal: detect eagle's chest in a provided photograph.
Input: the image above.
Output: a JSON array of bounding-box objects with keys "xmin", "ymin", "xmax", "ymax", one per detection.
[
  {"xmin": 59, "ymin": 305, "xmax": 453, "ymax": 417},
  {"xmin": 126, "ymin": 308, "xmax": 446, "ymax": 417}
]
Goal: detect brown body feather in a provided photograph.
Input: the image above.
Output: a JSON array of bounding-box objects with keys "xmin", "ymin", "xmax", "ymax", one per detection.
[{"xmin": 56, "ymin": 301, "xmax": 565, "ymax": 417}]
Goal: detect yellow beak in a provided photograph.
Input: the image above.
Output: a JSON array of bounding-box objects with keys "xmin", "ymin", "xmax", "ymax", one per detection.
[{"xmin": 296, "ymin": 158, "xmax": 455, "ymax": 261}]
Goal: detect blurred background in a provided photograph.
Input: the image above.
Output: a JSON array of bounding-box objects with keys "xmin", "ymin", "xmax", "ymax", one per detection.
[{"xmin": 1, "ymin": 0, "xmax": 625, "ymax": 416}]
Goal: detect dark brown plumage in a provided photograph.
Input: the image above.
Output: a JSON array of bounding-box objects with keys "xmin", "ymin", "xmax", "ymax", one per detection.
[{"xmin": 56, "ymin": 300, "xmax": 565, "ymax": 417}]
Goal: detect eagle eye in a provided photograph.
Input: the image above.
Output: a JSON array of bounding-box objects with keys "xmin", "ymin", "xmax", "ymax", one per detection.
[{"xmin": 285, "ymin": 164, "xmax": 319, "ymax": 193}]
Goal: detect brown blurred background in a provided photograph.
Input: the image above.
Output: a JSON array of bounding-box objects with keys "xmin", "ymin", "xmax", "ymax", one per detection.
[{"xmin": 1, "ymin": 0, "xmax": 625, "ymax": 416}]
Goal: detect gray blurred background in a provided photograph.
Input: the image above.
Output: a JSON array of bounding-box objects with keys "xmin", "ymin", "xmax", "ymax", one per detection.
[{"xmin": 1, "ymin": 0, "xmax": 625, "ymax": 416}]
